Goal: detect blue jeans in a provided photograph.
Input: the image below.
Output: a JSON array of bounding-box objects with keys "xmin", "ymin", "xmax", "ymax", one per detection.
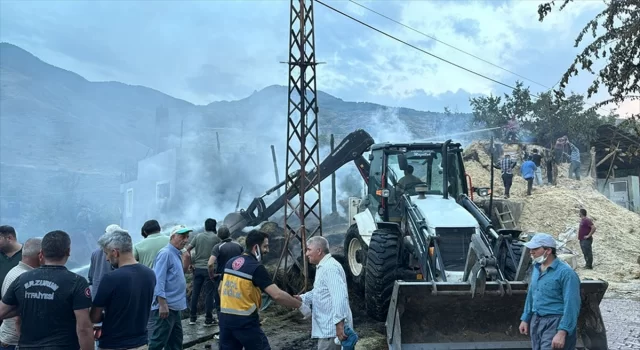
[{"xmin": 0, "ymin": 344, "xmax": 16, "ymax": 350}]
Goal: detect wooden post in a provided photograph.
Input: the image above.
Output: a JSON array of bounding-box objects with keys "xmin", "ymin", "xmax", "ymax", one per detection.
[
  {"xmin": 489, "ymin": 136, "xmax": 494, "ymax": 216},
  {"xmin": 589, "ymin": 146, "xmax": 597, "ymax": 179},
  {"xmin": 271, "ymin": 145, "xmax": 281, "ymax": 197},
  {"xmin": 331, "ymin": 134, "xmax": 337, "ymax": 214},
  {"xmin": 216, "ymin": 132, "xmax": 221, "ymax": 156},
  {"xmin": 235, "ymin": 186, "xmax": 243, "ymax": 211}
]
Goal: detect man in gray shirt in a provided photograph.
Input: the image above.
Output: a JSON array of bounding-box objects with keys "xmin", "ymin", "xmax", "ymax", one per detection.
[
  {"xmin": 0, "ymin": 237, "xmax": 42, "ymax": 349},
  {"xmin": 87, "ymin": 224, "xmax": 121, "ymax": 299},
  {"xmin": 186, "ymin": 218, "xmax": 220, "ymax": 326}
]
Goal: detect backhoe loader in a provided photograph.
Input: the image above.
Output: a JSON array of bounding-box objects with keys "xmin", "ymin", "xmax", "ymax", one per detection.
[{"xmin": 224, "ymin": 129, "xmax": 609, "ymax": 349}]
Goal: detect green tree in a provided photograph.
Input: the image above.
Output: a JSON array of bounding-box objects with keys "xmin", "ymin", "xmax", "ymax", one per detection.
[
  {"xmin": 531, "ymin": 92, "xmax": 615, "ymax": 148},
  {"xmin": 470, "ymin": 80, "xmax": 614, "ymax": 148},
  {"xmin": 470, "ymin": 94, "xmax": 504, "ymax": 130},
  {"xmin": 538, "ymin": 0, "xmax": 639, "ymax": 115},
  {"xmin": 618, "ymin": 116, "xmax": 640, "ymax": 137}
]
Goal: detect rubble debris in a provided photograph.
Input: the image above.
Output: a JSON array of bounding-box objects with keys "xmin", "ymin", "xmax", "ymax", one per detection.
[{"xmin": 464, "ymin": 141, "xmax": 640, "ymax": 282}]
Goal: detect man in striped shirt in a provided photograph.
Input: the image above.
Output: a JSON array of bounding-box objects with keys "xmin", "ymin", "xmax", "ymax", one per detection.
[
  {"xmin": 567, "ymin": 141, "xmax": 581, "ymax": 180},
  {"xmin": 296, "ymin": 236, "xmax": 353, "ymax": 350},
  {"xmin": 493, "ymin": 153, "xmax": 517, "ymax": 198}
]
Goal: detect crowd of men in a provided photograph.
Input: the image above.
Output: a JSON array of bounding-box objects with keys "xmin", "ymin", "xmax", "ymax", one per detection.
[
  {"xmin": 0, "ymin": 220, "xmax": 357, "ymax": 350},
  {"xmin": 493, "ymin": 136, "xmax": 584, "ymax": 199}
]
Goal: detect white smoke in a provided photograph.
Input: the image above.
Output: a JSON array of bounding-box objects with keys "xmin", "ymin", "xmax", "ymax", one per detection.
[{"xmin": 139, "ymin": 102, "xmax": 483, "ymax": 234}]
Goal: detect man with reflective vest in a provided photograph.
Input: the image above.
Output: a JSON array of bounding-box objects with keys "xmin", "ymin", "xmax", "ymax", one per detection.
[{"xmin": 218, "ymin": 230, "xmax": 310, "ymax": 350}]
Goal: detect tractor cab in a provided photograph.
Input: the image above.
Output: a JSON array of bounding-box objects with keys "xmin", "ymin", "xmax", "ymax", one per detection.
[{"xmin": 364, "ymin": 141, "xmax": 469, "ymax": 222}]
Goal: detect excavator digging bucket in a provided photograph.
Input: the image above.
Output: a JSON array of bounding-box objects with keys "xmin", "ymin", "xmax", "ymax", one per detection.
[
  {"xmin": 223, "ymin": 211, "xmax": 248, "ymax": 236},
  {"xmin": 386, "ymin": 280, "xmax": 531, "ymax": 349},
  {"xmin": 386, "ymin": 280, "xmax": 610, "ymax": 350}
]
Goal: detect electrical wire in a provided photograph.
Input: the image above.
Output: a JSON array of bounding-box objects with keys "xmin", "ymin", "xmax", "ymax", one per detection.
[
  {"xmin": 347, "ymin": 0, "xmax": 550, "ymax": 90},
  {"xmin": 315, "ymin": 0, "xmax": 520, "ymax": 92},
  {"xmin": 316, "ymin": 0, "xmax": 613, "ymax": 114}
]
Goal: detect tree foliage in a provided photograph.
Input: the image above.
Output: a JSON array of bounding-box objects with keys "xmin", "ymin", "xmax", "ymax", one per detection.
[
  {"xmin": 470, "ymin": 81, "xmax": 535, "ymax": 135},
  {"xmin": 538, "ymin": 0, "xmax": 640, "ymax": 115},
  {"xmin": 618, "ymin": 115, "xmax": 640, "ymax": 137},
  {"xmin": 470, "ymin": 80, "xmax": 616, "ymax": 148}
]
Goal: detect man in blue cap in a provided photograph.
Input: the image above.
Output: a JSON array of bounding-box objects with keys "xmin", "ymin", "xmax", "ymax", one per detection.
[{"xmin": 519, "ymin": 233, "xmax": 581, "ymax": 350}]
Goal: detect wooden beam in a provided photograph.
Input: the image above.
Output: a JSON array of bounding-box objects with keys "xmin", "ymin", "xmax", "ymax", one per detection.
[{"xmin": 596, "ymin": 148, "xmax": 618, "ymax": 167}]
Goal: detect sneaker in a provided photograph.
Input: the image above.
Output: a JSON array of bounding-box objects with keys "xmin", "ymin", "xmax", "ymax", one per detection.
[
  {"xmin": 204, "ymin": 318, "xmax": 218, "ymax": 327},
  {"xmin": 189, "ymin": 317, "xmax": 197, "ymax": 325}
]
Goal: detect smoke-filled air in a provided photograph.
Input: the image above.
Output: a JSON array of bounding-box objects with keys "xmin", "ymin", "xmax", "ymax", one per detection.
[{"xmin": 2, "ymin": 1, "xmax": 639, "ymax": 348}]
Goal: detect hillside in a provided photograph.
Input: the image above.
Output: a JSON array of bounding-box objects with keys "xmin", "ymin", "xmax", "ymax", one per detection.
[
  {"xmin": 0, "ymin": 42, "xmax": 475, "ymax": 262},
  {"xmin": 0, "ymin": 42, "xmax": 471, "ymax": 173},
  {"xmin": 0, "ymin": 42, "xmax": 198, "ymax": 173}
]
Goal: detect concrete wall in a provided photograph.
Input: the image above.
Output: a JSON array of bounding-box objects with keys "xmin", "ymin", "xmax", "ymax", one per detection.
[
  {"xmin": 120, "ymin": 148, "xmax": 177, "ymax": 240},
  {"xmin": 596, "ymin": 175, "xmax": 640, "ymax": 212}
]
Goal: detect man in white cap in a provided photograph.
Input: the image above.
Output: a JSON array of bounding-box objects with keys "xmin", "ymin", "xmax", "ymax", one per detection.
[
  {"xmin": 518, "ymin": 233, "xmax": 581, "ymax": 350},
  {"xmin": 148, "ymin": 225, "xmax": 192, "ymax": 350}
]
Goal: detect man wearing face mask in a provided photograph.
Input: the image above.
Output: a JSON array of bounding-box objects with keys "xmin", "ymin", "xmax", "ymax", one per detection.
[
  {"xmin": 90, "ymin": 228, "xmax": 156, "ymax": 350},
  {"xmin": 218, "ymin": 230, "xmax": 309, "ymax": 350},
  {"xmin": 519, "ymin": 233, "xmax": 581, "ymax": 350}
]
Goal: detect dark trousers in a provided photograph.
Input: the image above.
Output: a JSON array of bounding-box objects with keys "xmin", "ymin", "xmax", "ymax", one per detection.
[
  {"xmin": 148, "ymin": 309, "xmax": 183, "ymax": 350},
  {"xmin": 190, "ymin": 268, "xmax": 215, "ymax": 320},
  {"xmin": 546, "ymin": 162, "xmax": 554, "ymax": 184},
  {"xmin": 502, "ymin": 173, "xmax": 513, "ymax": 196},
  {"xmin": 531, "ymin": 314, "xmax": 576, "ymax": 350},
  {"xmin": 213, "ymin": 278, "xmax": 221, "ymax": 320},
  {"xmin": 526, "ymin": 177, "xmax": 533, "ymax": 195},
  {"xmin": 580, "ymin": 238, "xmax": 593, "ymax": 268},
  {"xmin": 219, "ymin": 324, "xmax": 271, "ymax": 350}
]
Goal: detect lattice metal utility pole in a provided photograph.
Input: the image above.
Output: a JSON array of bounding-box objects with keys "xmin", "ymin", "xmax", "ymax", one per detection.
[{"xmin": 280, "ymin": 0, "xmax": 322, "ymax": 292}]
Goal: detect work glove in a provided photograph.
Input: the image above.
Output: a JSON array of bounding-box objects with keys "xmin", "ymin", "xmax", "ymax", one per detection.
[{"xmin": 298, "ymin": 303, "xmax": 312, "ymax": 319}]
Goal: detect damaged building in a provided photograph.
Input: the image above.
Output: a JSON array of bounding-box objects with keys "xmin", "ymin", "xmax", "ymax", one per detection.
[{"xmin": 593, "ymin": 124, "xmax": 640, "ymax": 212}]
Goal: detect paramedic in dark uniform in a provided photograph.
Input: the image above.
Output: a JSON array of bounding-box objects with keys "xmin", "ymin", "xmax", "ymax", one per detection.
[{"xmin": 218, "ymin": 230, "xmax": 310, "ymax": 350}]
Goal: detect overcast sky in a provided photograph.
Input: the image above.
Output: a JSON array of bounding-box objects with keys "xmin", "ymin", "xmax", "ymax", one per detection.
[{"xmin": 1, "ymin": 0, "xmax": 636, "ymax": 115}]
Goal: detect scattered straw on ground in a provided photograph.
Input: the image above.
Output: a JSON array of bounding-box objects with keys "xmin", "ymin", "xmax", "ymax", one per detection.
[{"xmin": 464, "ymin": 142, "xmax": 640, "ymax": 283}]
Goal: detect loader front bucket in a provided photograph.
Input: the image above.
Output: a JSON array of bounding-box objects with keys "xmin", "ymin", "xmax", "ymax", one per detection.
[
  {"xmin": 386, "ymin": 280, "xmax": 531, "ymax": 349},
  {"xmin": 386, "ymin": 279, "xmax": 609, "ymax": 350},
  {"xmin": 576, "ymin": 279, "xmax": 609, "ymax": 349}
]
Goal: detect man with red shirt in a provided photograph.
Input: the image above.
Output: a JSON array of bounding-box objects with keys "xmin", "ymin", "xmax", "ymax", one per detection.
[{"xmin": 578, "ymin": 209, "xmax": 596, "ymax": 269}]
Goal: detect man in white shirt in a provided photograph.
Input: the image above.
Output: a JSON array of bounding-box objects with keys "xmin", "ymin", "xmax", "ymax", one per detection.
[
  {"xmin": 296, "ymin": 236, "xmax": 353, "ymax": 350},
  {"xmin": 0, "ymin": 237, "xmax": 42, "ymax": 350}
]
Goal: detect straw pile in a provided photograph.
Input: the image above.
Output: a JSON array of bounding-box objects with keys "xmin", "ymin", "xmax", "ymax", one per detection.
[{"xmin": 464, "ymin": 142, "xmax": 640, "ymax": 282}]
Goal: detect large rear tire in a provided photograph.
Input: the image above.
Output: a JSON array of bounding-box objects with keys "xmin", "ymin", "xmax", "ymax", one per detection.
[
  {"xmin": 503, "ymin": 240, "xmax": 524, "ymax": 281},
  {"xmin": 344, "ymin": 225, "xmax": 367, "ymax": 295},
  {"xmin": 365, "ymin": 228, "xmax": 400, "ymax": 322}
]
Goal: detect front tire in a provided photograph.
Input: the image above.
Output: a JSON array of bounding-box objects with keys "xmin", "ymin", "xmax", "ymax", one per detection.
[
  {"xmin": 365, "ymin": 228, "xmax": 400, "ymax": 322},
  {"xmin": 344, "ymin": 225, "xmax": 366, "ymax": 295}
]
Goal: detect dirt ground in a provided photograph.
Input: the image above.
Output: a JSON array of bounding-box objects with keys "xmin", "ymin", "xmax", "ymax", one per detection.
[{"xmin": 257, "ymin": 288, "xmax": 388, "ymax": 350}]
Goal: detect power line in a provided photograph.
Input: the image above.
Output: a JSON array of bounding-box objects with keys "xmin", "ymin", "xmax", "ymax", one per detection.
[
  {"xmin": 315, "ymin": 0, "xmax": 520, "ymax": 92},
  {"xmin": 347, "ymin": 0, "xmax": 550, "ymax": 90},
  {"xmin": 317, "ymin": 0, "xmax": 614, "ymax": 114}
]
